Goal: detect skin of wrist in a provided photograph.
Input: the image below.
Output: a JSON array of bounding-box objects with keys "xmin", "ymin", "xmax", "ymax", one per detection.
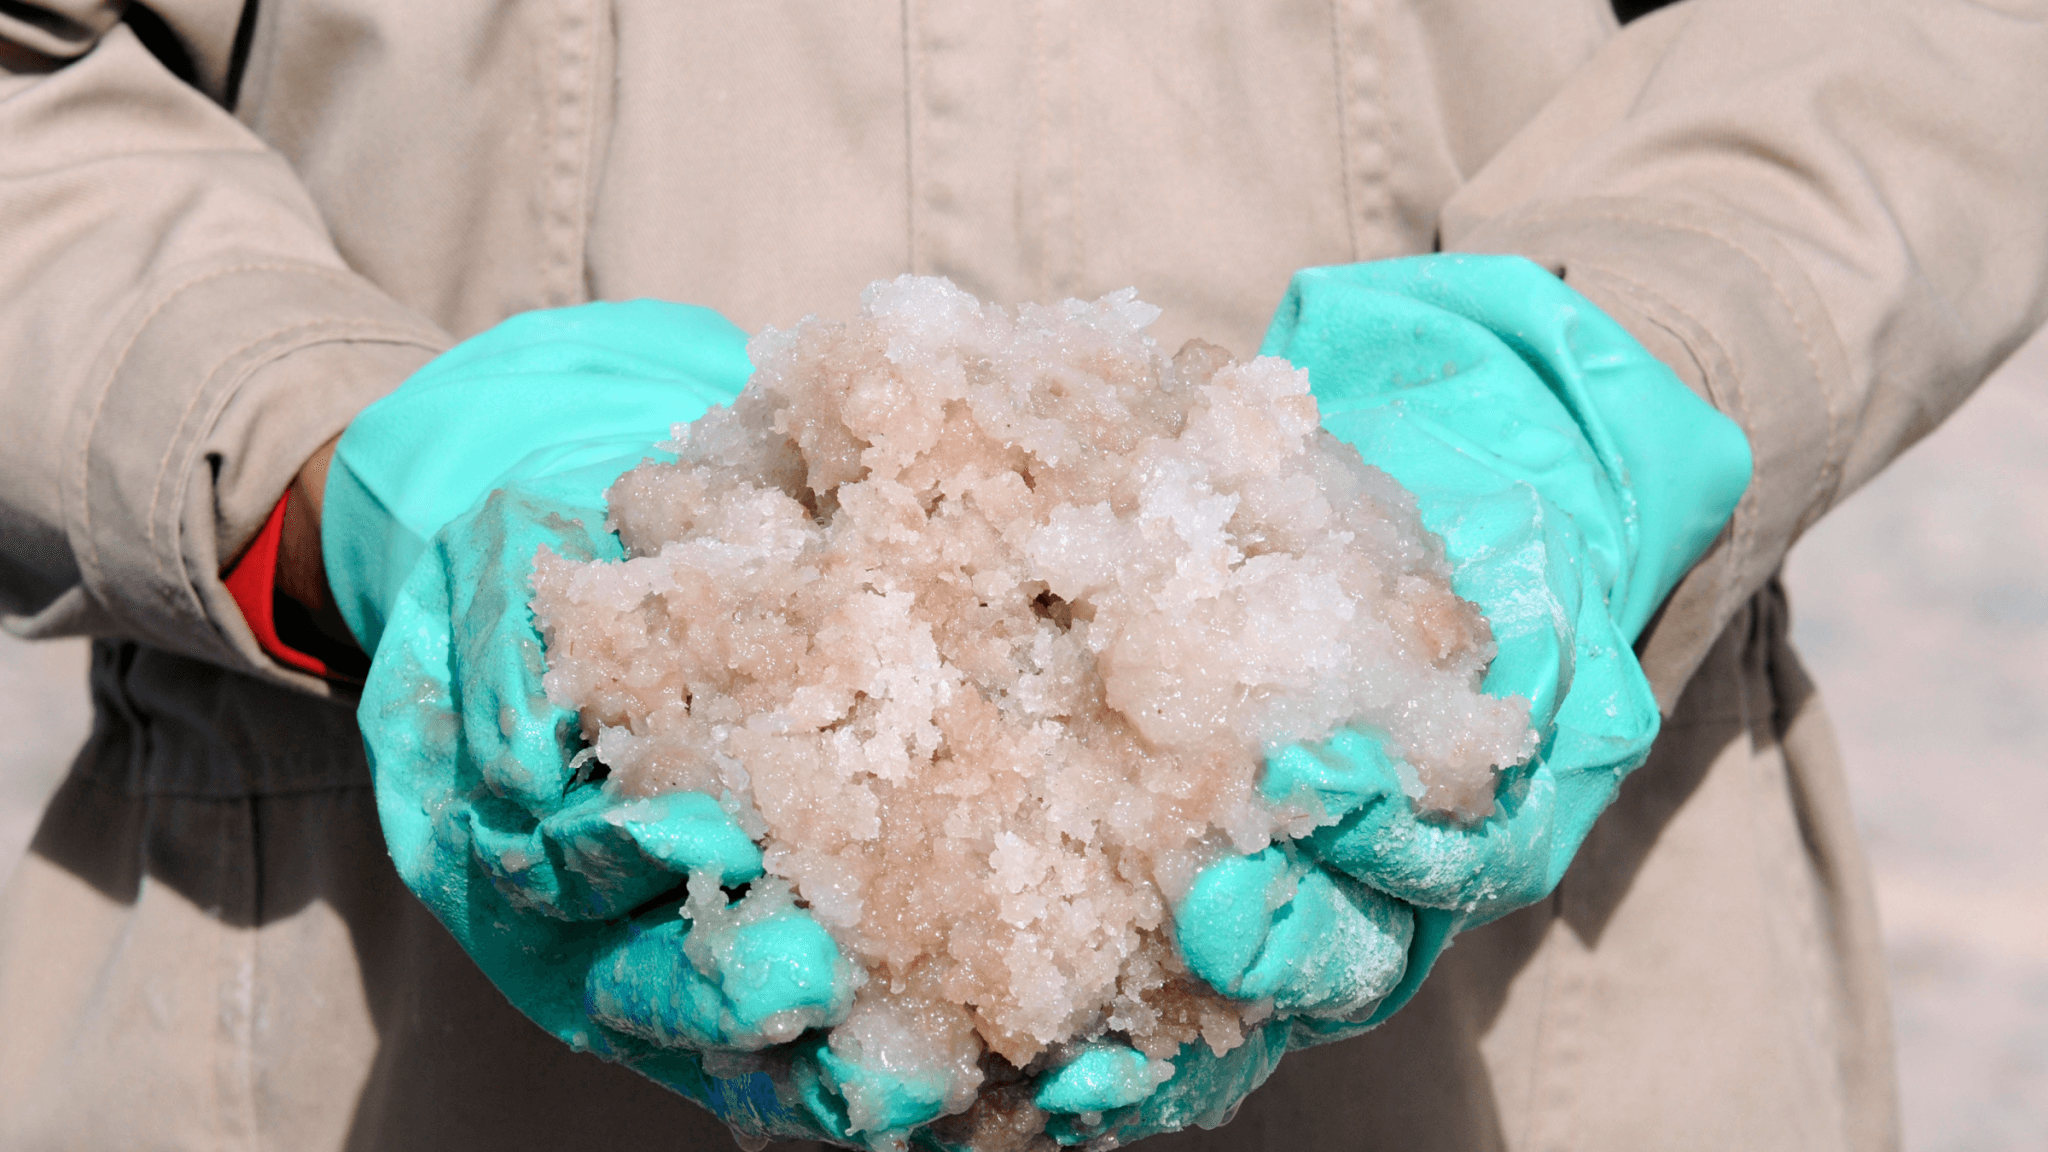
[{"xmin": 277, "ymin": 434, "xmax": 358, "ymax": 650}]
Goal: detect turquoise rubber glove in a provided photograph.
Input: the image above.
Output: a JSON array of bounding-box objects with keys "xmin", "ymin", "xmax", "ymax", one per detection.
[
  {"xmin": 1047, "ymin": 255, "xmax": 1751, "ymax": 1147},
  {"xmin": 328, "ymin": 301, "xmax": 899, "ymax": 1144}
]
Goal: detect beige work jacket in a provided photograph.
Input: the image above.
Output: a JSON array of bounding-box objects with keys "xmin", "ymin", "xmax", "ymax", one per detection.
[{"xmin": 4, "ymin": 1, "xmax": 2044, "ymax": 1149}]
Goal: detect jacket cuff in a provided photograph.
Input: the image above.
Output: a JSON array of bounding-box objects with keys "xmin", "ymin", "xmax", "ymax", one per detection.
[
  {"xmin": 1449, "ymin": 198, "xmax": 1853, "ymax": 711},
  {"xmin": 57, "ymin": 257, "xmax": 448, "ymax": 689}
]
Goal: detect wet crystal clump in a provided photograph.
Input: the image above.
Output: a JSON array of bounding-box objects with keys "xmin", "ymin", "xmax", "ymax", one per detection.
[{"xmin": 531, "ymin": 276, "xmax": 1533, "ymax": 1141}]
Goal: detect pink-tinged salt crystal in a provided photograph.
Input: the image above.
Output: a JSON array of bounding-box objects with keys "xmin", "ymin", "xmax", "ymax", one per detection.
[{"xmin": 530, "ymin": 276, "xmax": 1534, "ymax": 1141}]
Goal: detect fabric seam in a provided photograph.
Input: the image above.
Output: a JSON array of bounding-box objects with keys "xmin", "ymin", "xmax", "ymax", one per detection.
[
  {"xmin": 71, "ymin": 260, "xmax": 443, "ymax": 648},
  {"xmin": 162, "ymin": 324, "xmax": 448, "ymax": 660},
  {"xmin": 1566, "ymin": 261, "xmax": 1760, "ymax": 629},
  {"xmin": 155, "ymin": 319, "xmax": 447, "ymax": 577},
  {"xmin": 1499, "ymin": 205, "xmax": 1849, "ymax": 524},
  {"xmin": 901, "ymin": 0, "xmax": 919, "ymax": 272},
  {"xmin": 1328, "ymin": 0, "xmax": 1359, "ymax": 261},
  {"xmin": 74, "ymin": 259, "xmax": 424, "ymax": 576},
  {"xmin": 1335, "ymin": 0, "xmax": 1399, "ymax": 259}
]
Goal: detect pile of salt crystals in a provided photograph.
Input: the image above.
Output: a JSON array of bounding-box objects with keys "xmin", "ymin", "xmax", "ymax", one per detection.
[{"xmin": 531, "ymin": 276, "xmax": 1535, "ymax": 1140}]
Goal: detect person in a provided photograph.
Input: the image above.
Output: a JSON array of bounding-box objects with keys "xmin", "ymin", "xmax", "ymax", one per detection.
[{"xmin": 0, "ymin": 1, "xmax": 2041, "ymax": 1148}]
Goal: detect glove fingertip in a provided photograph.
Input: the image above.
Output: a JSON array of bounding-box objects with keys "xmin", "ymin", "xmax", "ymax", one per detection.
[
  {"xmin": 814, "ymin": 1045, "xmax": 952, "ymax": 1138},
  {"xmin": 1176, "ymin": 847, "xmax": 1292, "ymax": 996},
  {"xmin": 1035, "ymin": 1043, "xmax": 1158, "ymax": 1114},
  {"xmin": 620, "ymin": 792, "xmax": 768, "ymax": 884}
]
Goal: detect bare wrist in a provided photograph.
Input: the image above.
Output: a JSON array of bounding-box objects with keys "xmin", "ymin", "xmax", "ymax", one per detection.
[{"xmin": 278, "ymin": 434, "xmax": 357, "ymax": 650}]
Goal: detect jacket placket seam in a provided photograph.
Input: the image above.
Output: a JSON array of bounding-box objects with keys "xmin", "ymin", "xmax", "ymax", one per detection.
[
  {"xmin": 1326, "ymin": 0, "xmax": 1360, "ymax": 262},
  {"xmin": 1029, "ymin": 0, "xmax": 1081, "ymax": 301},
  {"xmin": 900, "ymin": 0, "xmax": 922, "ymax": 274},
  {"xmin": 1331, "ymin": 0, "xmax": 1399, "ymax": 261},
  {"xmin": 539, "ymin": 0, "xmax": 600, "ymax": 309}
]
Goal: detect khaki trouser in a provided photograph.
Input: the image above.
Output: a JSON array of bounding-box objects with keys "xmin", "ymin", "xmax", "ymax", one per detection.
[{"xmin": 0, "ymin": 583, "xmax": 1895, "ymax": 1151}]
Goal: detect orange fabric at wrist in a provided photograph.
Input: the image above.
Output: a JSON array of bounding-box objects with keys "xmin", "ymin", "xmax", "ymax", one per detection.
[{"xmin": 222, "ymin": 490, "xmax": 332, "ymax": 678}]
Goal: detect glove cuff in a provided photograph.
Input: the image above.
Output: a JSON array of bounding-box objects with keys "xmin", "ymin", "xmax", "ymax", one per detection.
[
  {"xmin": 322, "ymin": 300, "xmax": 754, "ymax": 653},
  {"xmin": 1264, "ymin": 254, "xmax": 1752, "ymax": 644}
]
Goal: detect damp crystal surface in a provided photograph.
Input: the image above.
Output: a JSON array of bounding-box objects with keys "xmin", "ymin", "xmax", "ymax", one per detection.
[{"xmin": 531, "ymin": 277, "xmax": 1534, "ymax": 1140}]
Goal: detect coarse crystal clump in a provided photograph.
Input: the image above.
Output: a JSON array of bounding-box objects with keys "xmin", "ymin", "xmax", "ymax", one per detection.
[{"xmin": 530, "ymin": 276, "xmax": 1535, "ymax": 1143}]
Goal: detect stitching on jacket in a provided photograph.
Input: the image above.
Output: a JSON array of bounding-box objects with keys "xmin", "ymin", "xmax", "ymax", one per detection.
[
  {"xmin": 141, "ymin": 283, "xmax": 437, "ymax": 569},
  {"xmin": 79, "ymin": 261, "xmax": 442, "ymax": 640},
  {"xmin": 900, "ymin": 0, "xmax": 919, "ymax": 273},
  {"xmin": 153, "ymin": 312, "xmax": 446, "ymax": 516},
  {"xmin": 1499, "ymin": 203, "xmax": 1857, "ymax": 655},
  {"xmin": 77, "ymin": 261, "xmax": 364, "ymax": 599},
  {"xmin": 164, "ymin": 322, "xmax": 448, "ymax": 661},
  {"xmin": 1508, "ymin": 206, "xmax": 1849, "ymax": 529},
  {"xmin": 1327, "ymin": 0, "xmax": 1359, "ymax": 261},
  {"xmin": 154, "ymin": 316, "xmax": 442, "ymax": 574},
  {"xmin": 226, "ymin": 795, "xmax": 260, "ymax": 1144},
  {"xmin": 1570, "ymin": 262, "xmax": 1760, "ymax": 623},
  {"xmin": 1333, "ymin": 0, "xmax": 1398, "ymax": 258},
  {"xmin": 539, "ymin": 0, "xmax": 599, "ymax": 307}
]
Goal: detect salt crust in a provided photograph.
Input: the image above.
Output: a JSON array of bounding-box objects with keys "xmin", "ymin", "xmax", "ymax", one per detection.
[{"xmin": 531, "ymin": 277, "xmax": 1534, "ymax": 1139}]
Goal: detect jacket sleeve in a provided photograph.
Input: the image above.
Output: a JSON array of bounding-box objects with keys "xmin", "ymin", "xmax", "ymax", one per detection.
[
  {"xmin": 0, "ymin": 2, "xmax": 450, "ymax": 691},
  {"xmin": 1441, "ymin": 0, "xmax": 2048, "ymax": 709}
]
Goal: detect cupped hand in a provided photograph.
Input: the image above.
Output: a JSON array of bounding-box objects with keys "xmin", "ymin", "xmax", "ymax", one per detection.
[{"xmin": 1055, "ymin": 256, "xmax": 1747, "ymax": 1148}]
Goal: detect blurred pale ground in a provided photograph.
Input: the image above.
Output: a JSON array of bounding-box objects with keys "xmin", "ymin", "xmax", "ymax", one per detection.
[
  {"xmin": 1780, "ymin": 327, "xmax": 2048, "ymax": 1150},
  {"xmin": 2, "ymin": 333, "xmax": 2044, "ymax": 1147}
]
